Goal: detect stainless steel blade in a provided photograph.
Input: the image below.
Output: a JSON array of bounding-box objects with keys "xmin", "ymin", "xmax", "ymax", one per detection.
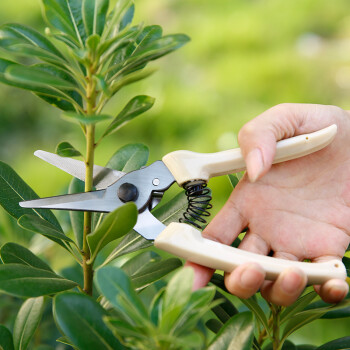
[
  {"xmin": 20, "ymin": 160, "xmax": 175, "ymax": 214},
  {"xmin": 133, "ymin": 210, "xmax": 166, "ymax": 240},
  {"xmin": 34, "ymin": 150, "xmax": 125, "ymax": 189},
  {"xmin": 19, "ymin": 190, "xmax": 119, "ymax": 212}
]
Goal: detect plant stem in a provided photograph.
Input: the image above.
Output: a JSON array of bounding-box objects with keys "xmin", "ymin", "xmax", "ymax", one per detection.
[
  {"xmin": 271, "ymin": 304, "xmax": 282, "ymax": 350},
  {"xmin": 82, "ymin": 64, "xmax": 97, "ymax": 295}
]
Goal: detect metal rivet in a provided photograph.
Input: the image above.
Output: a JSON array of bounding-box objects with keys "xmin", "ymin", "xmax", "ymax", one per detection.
[
  {"xmin": 117, "ymin": 183, "xmax": 139, "ymax": 202},
  {"xmin": 152, "ymin": 178, "xmax": 160, "ymax": 186}
]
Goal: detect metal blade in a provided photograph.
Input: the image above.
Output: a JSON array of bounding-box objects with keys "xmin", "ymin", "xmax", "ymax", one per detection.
[
  {"xmin": 19, "ymin": 190, "xmax": 120, "ymax": 213},
  {"xmin": 34, "ymin": 150, "xmax": 125, "ymax": 189},
  {"xmin": 133, "ymin": 210, "xmax": 166, "ymax": 240}
]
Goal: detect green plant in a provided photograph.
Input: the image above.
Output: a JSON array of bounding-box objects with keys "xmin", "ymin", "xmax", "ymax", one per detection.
[{"xmin": 0, "ymin": 1, "xmax": 350, "ymax": 349}]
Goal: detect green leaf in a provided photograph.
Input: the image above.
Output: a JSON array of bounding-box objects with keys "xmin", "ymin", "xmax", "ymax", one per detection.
[
  {"xmin": 282, "ymin": 311, "xmax": 326, "ymax": 340},
  {"xmin": 5, "ymin": 65, "xmax": 76, "ymax": 90},
  {"xmin": 208, "ymin": 312, "xmax": 254, "ymax": 350},
  {"xmin": 103, "ymin": 0, "xmax": 133, "ymax": 38},
  {"xmin": 0, "ymin": 23, "xmax": 64, "ymax": 60},
  {"xmin": 56, "ymin": 336, "xmax": 79, "ymax": 349},
  {"xmin": 316, "ymin": 337, "xmax": 350, "ymax": 349},
  {"xmin": 307, "ymin": 294, "xmax": 350, "ymax": 319},
  {"xmin": 228, "ymin": 174, "xmax": 239, "ymax": 188},
  {"xmin": 211, "ymin": 291, "xmax": 239, "ymax": 324},
  {"xmin": 281, "ymin": 291, "xmax": 317, "ymax": 323},
  {"xmin": 240, "ymin": 296, "xmax": 270, "ymax": 336},
  {"xmin": 152, "ymin": 190, "xmax": 187, "ymax": 225},
  {"xmin": 62, "ymin": 112, "xmax": 112, "ymax": 125},
  {"xmin": 107, "ymin": 25, "xmax": 162, "ymax": 75},
  {"xmin": 42, "ymin": 0, "xmax": 86, "ymax": 46},
  {"xmin": 69, "ymin": 178, "xmax": 85, "ymax": 250},
  {"xmin": 109, "ymin": 67, "xmax": 155, "ymax": 94},
  {"xmin": 87, "ymin": 203, "xmax": 138, "ymax": 259},
  {"xmin": 54, "ymin": 292, "xmax": 123, "ymax": 350},
  {"xmin": 106, "ymin": 143, "xmax": 149, "ymax": 173},
  {"xmin": 86, "ymin": 34, "xmax": 101, "ymax": 52},
  {"xmin": 121, "ymin": 251, "xmax": 160, "ymax": 276},
  {"xmin": 0, "ymin": 325, "xmax": 14, "ymax": 350},
  {"xmin": 0, "ymin": 160, "xmax": 61, "ymax": 229},
  {"xmin": 82, "ymin": 0, "xmax": 109, "ymax": 37},
  {"xmin": 103, "ymin": 188, "xmax": 187, "ymax": 266},
  {"xmin": 118, "ymin": 34, "xmax": 190, "ymax": 75},
  {"xmin": 95, "ymin": 266, "xmax": 148, "ymax": 321},
  {"xmin": 119, "ymin": 3, "xmax": 134, "ymax": 31},
  {"xmin": 206, "ymin": 319, "xmax": 223, "ymax": 334},
  {"xmin": 102, "ymin": 230, "xmax": 152, "ymax": 266},
  {"xmin": 163, "ymin": 267, "xmax": 193, "ymax": 312},
  {"xmin": 264, "ymin": 341, "xmax": 297, "ymax": 350},
  {"xmin": 97, "ymin": 25, "xmax": 139, "ymax": 57},
  {"xmin": 56, "ymin": 141, "xmax": 82, "ymax": 157},
  {"xmin": 18, "ymin": 214, "xmax": 74, "ymax": 249},
  {"xmin": 0, "ymin": 264, "xmax": 77, "ymax": 297},
  {"xmin": 0, "ymin": 242, "xmax": 53, "ymax": 272},
  {"xmin": 103, "ymin": 95, "xmax": 155, "ymax": 137},
  {"xmin": 13, "ymin": 297, "xmax": 44, "ymax": 350},
  {"xmin": 127, "ymin": 256, "xmax": 182, "ymax": 290}
]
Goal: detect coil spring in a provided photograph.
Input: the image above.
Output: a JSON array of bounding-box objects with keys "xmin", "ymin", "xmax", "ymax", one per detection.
[{"xmin": 179, "ymin": 180, "xmax": 213, "ymax": 229}]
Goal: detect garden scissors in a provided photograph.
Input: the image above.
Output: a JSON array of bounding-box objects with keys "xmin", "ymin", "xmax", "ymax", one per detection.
[{"xmin": 20, "ymin": 124, "xmax": 346, "ymax": 284}]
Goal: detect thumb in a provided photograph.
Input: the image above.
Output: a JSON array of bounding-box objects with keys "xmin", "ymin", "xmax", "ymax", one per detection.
[{"xmin": 238, "ymin": 103, "xmax": 335, "ymax": 182}]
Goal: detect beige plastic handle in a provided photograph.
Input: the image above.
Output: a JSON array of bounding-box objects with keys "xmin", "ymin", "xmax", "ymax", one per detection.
[
  {"xmin": 155, "ymin": 222, "xmax": 347, "ymax": 284},
  {"xmin": 162, "ymin": 124, "xmax": 337, "ymax": 185}
]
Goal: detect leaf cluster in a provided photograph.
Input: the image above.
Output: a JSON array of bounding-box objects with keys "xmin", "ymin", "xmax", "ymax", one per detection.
[
  {"xmin": 0, "ymin": 0, "xmax": 189, "ymax": 145},
  {"xmin": 96, "ymin": 266, "xmax": 218, "ymax": 350}
]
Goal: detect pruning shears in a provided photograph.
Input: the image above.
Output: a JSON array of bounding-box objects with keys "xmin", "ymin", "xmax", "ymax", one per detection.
[{"xmin": 20, "ymin": 124, "xmax": 346, "ymax": 284}]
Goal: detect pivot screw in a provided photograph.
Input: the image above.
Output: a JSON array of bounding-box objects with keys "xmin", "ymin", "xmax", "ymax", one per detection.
[
  {"xmin": 152, "ymin": 178, "xmax": 160, "ymax": 186},
  {"xmin": 118, "ymin": 183, "xmax": 139, "ymax": 202}
]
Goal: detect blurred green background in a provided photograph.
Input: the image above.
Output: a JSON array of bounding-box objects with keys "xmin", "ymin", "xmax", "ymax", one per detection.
[{"xmin": 0, "ymin": 0, "xmax": 349, "ymax": 346}]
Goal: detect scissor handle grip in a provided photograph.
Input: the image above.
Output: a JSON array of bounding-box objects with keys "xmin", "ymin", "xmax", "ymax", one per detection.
[
  {"xmin": 162, "ymin": 124, "xmax": 337, "ymax": 185},
  {"xmin": 154, "ymin": 222, "xmax": 346, "ymax": 284}
]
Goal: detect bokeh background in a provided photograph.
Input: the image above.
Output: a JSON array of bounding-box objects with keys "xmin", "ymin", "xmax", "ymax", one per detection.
[{"xmin": 0, "ymin": 0, "xmax": 349, "ymax": 346}]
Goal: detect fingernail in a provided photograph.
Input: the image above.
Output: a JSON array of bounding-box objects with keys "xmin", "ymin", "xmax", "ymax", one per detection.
[
  {"xmin": 246, "ymin": 148, "xmax": 264, "ymax": 182},
  {"xmin": 240, "ymin": 264, "xmax": 265, "ymax": 289},
  {"xmin": 281, "ymin": 269, "xmax": 304, "ymax": 295}
]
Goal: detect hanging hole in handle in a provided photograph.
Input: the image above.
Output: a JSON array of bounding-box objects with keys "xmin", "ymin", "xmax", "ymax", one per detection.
[
  {"xmin": 305, "ymin": 136, "xmax": 309, "ymax": 140},
  {"xmin": 334, "ymin": 263, "xmax": 339, "ymax": 268}
]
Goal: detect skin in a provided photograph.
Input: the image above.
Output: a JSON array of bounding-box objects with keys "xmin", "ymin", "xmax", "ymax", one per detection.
[{"xmin": 187, "ymin": 103, "xmax": 350, "ymax": 306}]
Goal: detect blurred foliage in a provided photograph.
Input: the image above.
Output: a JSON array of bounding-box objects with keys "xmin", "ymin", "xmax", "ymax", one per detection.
[{"xmin": 1, "ymin": 0, "xmax": 350, "ymax": 346}]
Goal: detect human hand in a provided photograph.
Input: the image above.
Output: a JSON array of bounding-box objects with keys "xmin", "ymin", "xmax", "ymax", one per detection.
[{"xmin": 187, "ymin": 103, "xmax": 350, "ymax": 306}]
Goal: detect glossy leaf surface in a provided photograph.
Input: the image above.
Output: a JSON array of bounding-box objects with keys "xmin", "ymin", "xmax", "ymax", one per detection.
[
  {"xmin": 106, "ymin": 143, "xmax": 149, "ymax": 173},
  {"xmin": 5, "ymin": 65, "xmax": 76, "ymax": 90},
  {"xmin": 82, "ymin": 0, "xmax": 109, "ymax": 37},
  {"xmin": 87, "ymin": 203, "xmax": 137, "ymax": 258},
  {"xmin": 56, "ymin": 142, "xmax": 82, "ymax": 157},
  {"xmin": 0, "ymin": 264, "xmax": 77, "ymax": 297},
  {"xmin": 18, "ymin": 214, "xmax": 73, "ymax": 249},
  {"xmin": 0, "ymin": 325, "xmax": 14, "ymax": 350},
  {"xmin": 54, "ymin": 292, "xmax": 123, "ymax": 350},
  {"xmin": 95, "ymin": 266, "xmax": 148, "ymax": 321},
  {"xmin": 13, "ymin": 297, "xmax": 44, "ymax": 350},
  {"xmin": 103, "ymin": 95, "xmax": 155, "ymax": 137},
  {"xmin": 208, "ymin": 312, "xmax": 254, "ymax": 350},
  {"xmin": 121, "ymin": 251, "xmax": 182, "ymax": 290},
  {"xmin": 0, "ymin": 242, "xmax": 53, "ymax": 272},
  {"xmin": 0, "ymin": 161, "xmax": 61, "ymax": 229},
  {"xmin": 42, "ymin": 0, "xmax": 86, "ymax": 46},
  {"xmin": 316, "ymin": 337, "xmax": 350, "ymax": 349},
  {"xmin": 0, "ymin": 23, "xmax": 64, "ymax": 59}
]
